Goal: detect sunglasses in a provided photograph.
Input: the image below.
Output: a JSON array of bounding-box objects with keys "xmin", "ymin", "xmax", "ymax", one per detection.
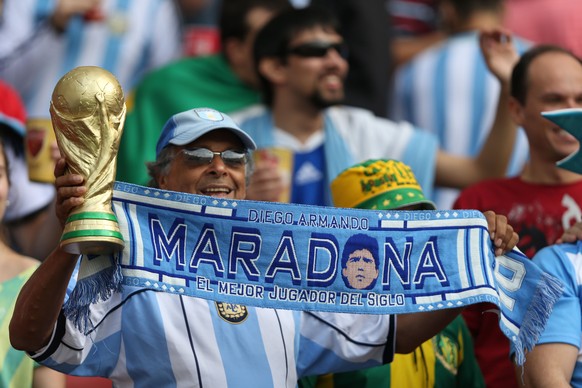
[
  {"xmin": 181, "ymin": 148, "xmax": 248, "ymax": 167},
  {"xmin": 287, "ymin": 41, "xmax": 348, "ymax": 59}
]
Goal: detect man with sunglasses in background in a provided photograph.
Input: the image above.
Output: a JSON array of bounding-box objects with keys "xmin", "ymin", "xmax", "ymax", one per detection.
[
  {"xmin": 232, "ymin": 6, "xmax": 520, "ymax": 208},
  {"xmin": 10, "ymin": 107, "xmax": 517, "ymax": 386}
]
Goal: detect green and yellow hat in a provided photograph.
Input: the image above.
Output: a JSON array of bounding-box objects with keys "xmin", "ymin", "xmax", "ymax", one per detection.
[{"xmin": 331, "ymin": 159, "xmax": 436, "ymax": 210}]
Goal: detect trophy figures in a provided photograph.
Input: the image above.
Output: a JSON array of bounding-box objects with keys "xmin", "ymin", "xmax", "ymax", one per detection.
[{"xmin": 50, "ymin": 66, "xmax": 125, "ymax": 255}]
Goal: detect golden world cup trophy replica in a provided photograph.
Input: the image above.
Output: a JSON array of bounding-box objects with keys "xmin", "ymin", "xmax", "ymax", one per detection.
[{"xmin": 50, "ymin": 66, "xmax": 125, "ymax": 255}]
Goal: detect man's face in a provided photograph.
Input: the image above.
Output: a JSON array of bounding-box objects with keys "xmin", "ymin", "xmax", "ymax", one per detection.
[
  {"xmin": 514, "ymin": 52, "xmax": 582, "ymax": 161},
  {"xmin": 282, "ymin": 27, "xmax": 348, "ymax": 109},
  {"xmin": 158, "ymin": 129, "xmax": 247, "ymax": 199},
  {"xmin": 342, "ymin": 248, "xmax": 378, "ymax": 290}
]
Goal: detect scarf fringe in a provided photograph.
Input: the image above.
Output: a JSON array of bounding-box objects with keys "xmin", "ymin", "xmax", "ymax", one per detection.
[
  {"xmin": 512, "ymin": 271, "xmax": 564, "ymax": 366},
  {"xmin": 63, "ymin": 259, "xmax": 123, "ymax": 335}
]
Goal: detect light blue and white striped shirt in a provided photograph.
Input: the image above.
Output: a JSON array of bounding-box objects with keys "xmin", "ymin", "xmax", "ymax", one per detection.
[
  {"xmin": 390, "ymin": 31, "xmax": 531, "ymax": 209},
  {"xmin": 0, "ymin": 0, "xmax": 181, "ymax": 117},
  {"xmin": 523, "ymin": 241, "xmax": 582, "ymax": 387},
  {"xmin": 33, "ymin": 282, "xmax": 396, "ymax": 387}
]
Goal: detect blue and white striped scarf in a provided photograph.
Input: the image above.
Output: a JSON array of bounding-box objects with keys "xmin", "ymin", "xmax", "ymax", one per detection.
[{"xmin": 65, "ymin": 182, "xmax": 563, "ymax": 366}]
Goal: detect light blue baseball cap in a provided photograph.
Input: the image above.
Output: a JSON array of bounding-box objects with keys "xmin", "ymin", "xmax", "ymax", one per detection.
[{"xmin": 156, "ymin": 108, "xmax": 256, "ymax": 157}]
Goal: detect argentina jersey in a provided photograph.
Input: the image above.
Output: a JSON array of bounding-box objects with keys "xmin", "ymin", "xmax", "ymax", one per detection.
[
  {"xmin": 291, "ymin": 144, "xmax": 327, "ymax": 206},
  {"xmin": 516, "ymin": 241, "xmax": 582, "ymax": 386},
  {"xmin": 32, "ymin": 281, "xmax": 395, "ymax": 387}
]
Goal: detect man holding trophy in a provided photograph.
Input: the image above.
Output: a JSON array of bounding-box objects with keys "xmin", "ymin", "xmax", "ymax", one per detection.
[{"xmin": 9, "ymin": 67, "xmax": 520, "ymax": 386}]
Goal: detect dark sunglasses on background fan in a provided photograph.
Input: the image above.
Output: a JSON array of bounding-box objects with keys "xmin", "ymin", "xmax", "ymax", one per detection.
[
  {"xmin": 181, "ymin": 148, "xmax": 248, "ymax": 167},
  {"xmin": 287, "ymin": 41, "xmax": 348, "ymax": 59}
]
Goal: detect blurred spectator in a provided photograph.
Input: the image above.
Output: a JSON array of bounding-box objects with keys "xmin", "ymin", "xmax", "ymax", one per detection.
[
  {"xmin": 453, "ymin": 45, "xmax": 582, "ymax": 388},
  {"xmin": 117, "ymin": 0, "xmax": 291, "ymax": 185},
  {"xmin": 390, "ymin": 0, "xmax": 530, "ymax": 209},
  {"xmin": 0, "ymin": 93, "xmax": 65, "ymax": 387},
  {"xmin": 233, "ymin": 6, "xmax": 519, "ymax": 208},
  {"xmin": 0, "ymin": 0, "xmax": 181, "ymax": 118},
  {"xmin": 0, "ymin": 81, "xmax": 60, "ymax": 261}
]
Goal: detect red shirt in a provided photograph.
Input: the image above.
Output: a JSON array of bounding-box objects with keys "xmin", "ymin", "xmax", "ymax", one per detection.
[{"xmin": 454, "ymin": 176, "xmax": 582, "ymax": 388}]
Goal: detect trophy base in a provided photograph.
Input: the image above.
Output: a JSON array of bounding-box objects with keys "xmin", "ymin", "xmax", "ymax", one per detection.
[{"xmin": 61, "ymin": 212, "xmax": 124, "ymax": 255}]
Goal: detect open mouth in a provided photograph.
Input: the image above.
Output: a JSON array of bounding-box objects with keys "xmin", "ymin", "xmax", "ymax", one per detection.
[
  {"xmin": 322, "ymin": 74, "xmax": 343, "ymax": 90},
  {"xmin": 202, "ymin": 187, "xmax": 232, "ymax": 197}
]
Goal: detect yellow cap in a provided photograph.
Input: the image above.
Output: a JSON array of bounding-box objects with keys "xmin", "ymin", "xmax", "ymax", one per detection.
[{"xmin": 331, "ymin": 159, "xmax": 436, "ymax": 210}]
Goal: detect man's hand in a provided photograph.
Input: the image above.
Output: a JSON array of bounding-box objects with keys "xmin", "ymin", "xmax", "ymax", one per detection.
[
  {"xmin": 54, "ymin": 158, "xmax": 86, "ymax": 227},
  {"xmin": 479, "ymin": 28, "xmax": 519, "ymax": 85},
  {"xmin": 556, "ymin": 221, "xmax": 582, "ymax": 244},
  {"xmin": 483, "ymin": 210, "xmax": 519, "ymax": 256},
  {"xmin": 246, "ymin": 159, "xmax": 287, "ymax": 202}
]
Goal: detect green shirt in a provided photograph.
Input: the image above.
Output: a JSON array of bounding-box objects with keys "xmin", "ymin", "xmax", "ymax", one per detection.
[{"xmin": 117, "ymin": 54, "xmax": 261, "ymax": 185}]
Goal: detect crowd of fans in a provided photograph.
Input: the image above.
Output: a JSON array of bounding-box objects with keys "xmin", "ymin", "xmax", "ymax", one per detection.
[{"xmin": 2, "ymin": 0, "xmax": 582, "ymax": 387}]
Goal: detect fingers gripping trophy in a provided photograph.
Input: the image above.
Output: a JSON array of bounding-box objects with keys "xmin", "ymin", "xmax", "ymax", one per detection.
[{"xmin": 50, "ymin": 66, "xmax": 125, "ymax": 254}]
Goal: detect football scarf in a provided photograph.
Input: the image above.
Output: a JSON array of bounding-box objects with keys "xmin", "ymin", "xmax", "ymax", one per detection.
[{"xmin": 65, "ymin": 182, "xmax": 563, "ymax": 366}]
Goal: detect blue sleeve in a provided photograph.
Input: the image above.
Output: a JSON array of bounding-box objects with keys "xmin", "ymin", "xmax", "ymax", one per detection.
[
  {"xmin": 401, "ymin": 128, "xmax": 439, "ymax": 200},
  {"xmin": 510, "ymin": 243, "xmax": 582, "ymax": 360},
  {"xmin": 532, "ymin": 245, "xmax": 581, "ymax": 348}
]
